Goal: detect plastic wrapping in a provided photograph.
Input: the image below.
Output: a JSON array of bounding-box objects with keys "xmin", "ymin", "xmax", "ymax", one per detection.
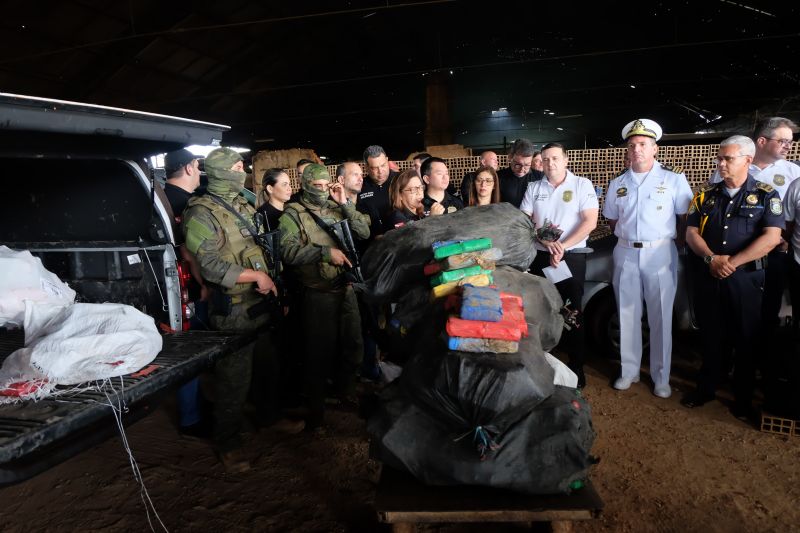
[
  {"xmin": 360, "ymin": 204, "xmax": 536, "ymax": 304},
  {"xmin": 460, "ymin": 286, "xmax": 502, "ymax": 322},
  {"xmin": 368, "ymin": 384, "xmax": 595, "ymax": 495}
]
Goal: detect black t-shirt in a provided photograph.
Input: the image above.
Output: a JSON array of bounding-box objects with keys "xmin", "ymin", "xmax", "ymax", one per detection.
[
  {"xmin": 497, "ymin": 167, "xmax": 543, "ymax": 208},
  {"xmin": 256, "ymin": 201, "xmax": 284, "ymax": 232},
  {"xmin": 358, "ymin": 170, "xmax": 398, "ymax": 238},
  {"xmin": 459, "ymin": 171, "xmax": 477, "ymax": 201},
  {"xmin": 164, "ymin": 182, "xmax": 194, "ymax": 245}
]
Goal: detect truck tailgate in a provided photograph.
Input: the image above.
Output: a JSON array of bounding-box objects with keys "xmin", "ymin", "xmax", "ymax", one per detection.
[{"xmin": 0, "ymin": 329, "xmax": 255, "ymax": 485}]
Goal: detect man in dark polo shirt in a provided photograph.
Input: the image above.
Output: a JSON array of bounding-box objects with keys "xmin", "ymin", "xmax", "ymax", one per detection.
[
  {"xmin": 358, "ymin": 145, "xmax": 399, "ymax": 238},
  {"xmin": 498, "ymin": 138, "xmax": 544, "ymax": 208},
  {"xmin": 421, "ymin": 156, "xmax": 463, "ymax": 216}
]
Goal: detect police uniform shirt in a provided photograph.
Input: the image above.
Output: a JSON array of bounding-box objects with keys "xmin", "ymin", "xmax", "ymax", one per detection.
[
  {"xmin": 687, "ymin": 175, "xmax": 784, "ymax": 256},
  {"xmin": 603, "ymin": 164, "xmax": 693, "ymax": 241},
  {"xmin": 357, "ymin": 169, "xmax": 398, "ymax": 236},
  {"xmin": 781, "ymin": 176, "xmax": 800, "ymax": 265},
  {"xmin": 497, "ymin": 167, "xmax": 544, "ymax": 208},
  {"xmin": 520, "ymin": 171, "xmax": 599, "ymax": 251},
  {"xmin": 708, "ymin": 159, "xmax": 800, "ymax": 200}
]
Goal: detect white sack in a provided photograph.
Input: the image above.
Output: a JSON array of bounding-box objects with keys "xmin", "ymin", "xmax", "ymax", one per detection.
[
  {"xmin": 0, "ymin": 302, "xmax": 162, "ymax": 391},
  {"xmin": 544, "ymin": 352, "xmax": 579, "ymax": 388},
  {"xmin": 0, "ymin": 246, "xmax": 76, "ymax": 328}
]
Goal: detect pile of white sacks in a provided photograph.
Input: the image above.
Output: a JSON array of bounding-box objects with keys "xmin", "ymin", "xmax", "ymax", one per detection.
[{"xmin": 0, "ymin": 246, "xmax": 162, "ymax": 401}]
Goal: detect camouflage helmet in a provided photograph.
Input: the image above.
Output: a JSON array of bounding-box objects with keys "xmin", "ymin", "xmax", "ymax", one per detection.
[
  {"xmin": 302, "ymin": 163, "xmax": 332, "ymax": 184},
  {"xmin": 204, "ymin": 147, "xmax": 243, "ymax": 172}
]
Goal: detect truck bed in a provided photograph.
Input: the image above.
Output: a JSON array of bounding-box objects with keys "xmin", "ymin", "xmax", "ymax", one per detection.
[{"xmin": 0, "ymin": 329, "xmax": 255, "ymax": 485}]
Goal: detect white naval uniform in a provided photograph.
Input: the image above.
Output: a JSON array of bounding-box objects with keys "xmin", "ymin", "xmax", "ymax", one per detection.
[
  {"xmin": 520, "ymin": 170, "xmax": 599, "ymax": 251},
  {"xmin": 602, "ymin": 163, "xmax": 693, "ymax": 386},
  {"xmin": 709, "ymin": 159, "xmax": 800, "ymax": 199}
]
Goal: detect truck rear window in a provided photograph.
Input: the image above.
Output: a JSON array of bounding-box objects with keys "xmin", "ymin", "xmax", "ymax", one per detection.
[{"xmin": 0, "ymin": 158, "xmax": 160, "ymax": 244}]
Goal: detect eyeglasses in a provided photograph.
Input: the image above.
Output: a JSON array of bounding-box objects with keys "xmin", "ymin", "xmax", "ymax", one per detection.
[
  {"xmin": 511, "ymin": 161, "xmax": 531, "ymax": 170},
  {"xmin": 716, "ymin": 155, "xmax": 747, "ymax": 163},
  {"xmin": 475, "ymin": 178, "xmax": 494, "ymax": 184},
  {"xmin": 767, "ymin": 138, "xmax": 794, "ymax": 147},
  {"xmin": 402, "ymin": 186, "xmax": 424, "ymax": 194}
]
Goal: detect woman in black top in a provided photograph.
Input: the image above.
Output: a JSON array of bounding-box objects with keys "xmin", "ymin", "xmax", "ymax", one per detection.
[
  {"xmin": 466, "ymin": 166, "xmax": 501, "ymax": 206},
  {"xmin": 257, "ymin": 168, "xmax": 293, "ymax": 230},
  {"xmin": 384, "ymin": 169, "xmax": 425, "ymax": 232}
]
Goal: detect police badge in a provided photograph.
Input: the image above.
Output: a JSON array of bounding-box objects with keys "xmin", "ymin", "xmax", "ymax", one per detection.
[
  {"xmin": 562, "ymin": 190, "xmax": 573, "ymax": 202},
  {"xmin": 746, "ymin": 194, "xmax": 758, "ymax": 205},
  {"xmin": 770, "ymin": 197, "xmax": 783, "ymax": 215},
  {"xmin": 617, "ymin": 187, "xmax": 628, "ymax": 197},
  {"xmin": 774, "ymin": 174, "xmax": 786, "ymax": 186}
]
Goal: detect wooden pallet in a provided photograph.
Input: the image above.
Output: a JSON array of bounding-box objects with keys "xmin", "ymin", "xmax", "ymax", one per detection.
[{"xmin": 374, "ymin": 467, "xmax": 603, "ymax": 532}]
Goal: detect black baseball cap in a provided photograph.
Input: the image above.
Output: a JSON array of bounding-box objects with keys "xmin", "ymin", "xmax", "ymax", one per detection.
[{"xmin": 164, "ymin": 149, "xmax": 197, "ymax": 175}]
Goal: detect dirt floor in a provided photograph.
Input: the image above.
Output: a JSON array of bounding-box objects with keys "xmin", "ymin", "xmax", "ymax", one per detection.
[{"xmin": 1, "ymin": 336, "xmax": 799, "ymax": 533}]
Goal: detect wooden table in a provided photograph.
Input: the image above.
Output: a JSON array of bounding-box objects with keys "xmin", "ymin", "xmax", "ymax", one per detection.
[{"xmin": 374, "ymin": 467, "xmax": 603, "ymax": 532}]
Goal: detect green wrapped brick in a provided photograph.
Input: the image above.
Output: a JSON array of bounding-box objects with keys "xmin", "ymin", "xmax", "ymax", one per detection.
[
  {"xmin": 429, "ymin": 265, "xmax": 492, "ymax": 287},
  {"xmin": 432, "ymin": 238, "xmax": 492, "ymax": 260}
]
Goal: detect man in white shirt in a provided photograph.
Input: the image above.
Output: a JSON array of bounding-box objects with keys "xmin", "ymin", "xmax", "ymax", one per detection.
[
  {"xmin": 521, "ymin": 142, "xmax": 599, "ymax": 387},
  {"xmin": 602, "ymin": 119, "xmax": 694, "ymax": 398}
]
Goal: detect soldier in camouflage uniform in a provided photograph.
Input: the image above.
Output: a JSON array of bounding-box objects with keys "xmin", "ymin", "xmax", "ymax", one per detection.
[
  {"xmin": 182, "ymin": 147, "xmax": 303, "ymax": 472},
  {"xmin": 279, "ymin": 164, "xmax": 371, "ymax": 430}
]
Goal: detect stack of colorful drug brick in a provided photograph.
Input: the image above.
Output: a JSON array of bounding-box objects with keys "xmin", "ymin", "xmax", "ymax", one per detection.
[
  {"xmin": 424, "ymin": 238, "xmax": 528, "ymax": 354},
  {"xmin": 425, "ymin": 238, "xmax": 500, "ymax": 299}
]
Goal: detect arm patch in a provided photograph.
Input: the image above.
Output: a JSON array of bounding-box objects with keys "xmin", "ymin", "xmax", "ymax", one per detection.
[{"xmin": 184, "ymin": 217, "xmax": 215, "ymax": 254}]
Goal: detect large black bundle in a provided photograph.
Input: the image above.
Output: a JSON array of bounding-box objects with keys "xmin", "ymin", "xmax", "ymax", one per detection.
[
  {"xmin": 360, "ymin": 203, "xmax": 536, "ymax": 303},
  {"xmin": 402, "ymin": 307, "xmax": 555, "ymax": 438},
  {"xmin": 368, "ymin": 383, "xmax": 595, "ymax": 495}
]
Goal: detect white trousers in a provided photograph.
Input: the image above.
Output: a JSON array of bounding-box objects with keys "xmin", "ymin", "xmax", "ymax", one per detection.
[{"xmin": 611, "ymin": 243, "xmax": 678, "ymax": 386}]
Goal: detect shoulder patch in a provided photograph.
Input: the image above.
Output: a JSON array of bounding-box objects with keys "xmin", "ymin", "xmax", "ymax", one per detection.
[
  {"xmin": 756, "ymin": 182, "xmax": 774, "ymax": 193},
  {"xmin": 184, "ymin": 217, "xmax": 215, "ymax": 255}
]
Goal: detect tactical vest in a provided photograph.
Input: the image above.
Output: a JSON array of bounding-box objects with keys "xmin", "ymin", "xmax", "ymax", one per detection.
[
  {"xmin": 188, "ymin": 195, "xmax": 269, "ymax": 299},
  {"xmin": 283, "ymin": 201, "xmax": 345, "ymax": 290}
]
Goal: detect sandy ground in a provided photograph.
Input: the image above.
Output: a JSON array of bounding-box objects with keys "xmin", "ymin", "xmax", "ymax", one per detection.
[{"xmin": 1, "ymin": 336, "xmax": 799, "ymax": 533}]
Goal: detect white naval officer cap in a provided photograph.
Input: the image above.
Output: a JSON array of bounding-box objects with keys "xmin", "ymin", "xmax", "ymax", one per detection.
[{"xmin": 621, "ymin": 118, "xmax": 663, "ymax": 141}]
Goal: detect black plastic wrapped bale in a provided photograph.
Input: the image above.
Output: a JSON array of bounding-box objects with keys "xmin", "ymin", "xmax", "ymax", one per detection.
[
  {"xmin": 367, "ymin": 384, "xmax": 595, "ymax": 495},
  {"xmin": 360, "ymin": 203, "xmax": 536, "ymax": 303},
  {"xmin": 492, "ymin": 266, "xmax": 564, "ymax": 352},
  {"xmin": 402, "ymin": 307, "xmax": 555, "ymax": 439}
]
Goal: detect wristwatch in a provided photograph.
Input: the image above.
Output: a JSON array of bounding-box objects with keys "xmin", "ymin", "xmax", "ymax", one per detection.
[{"xmin": 703, "ymin": 254, "xmax": 716, "ymax": 265}]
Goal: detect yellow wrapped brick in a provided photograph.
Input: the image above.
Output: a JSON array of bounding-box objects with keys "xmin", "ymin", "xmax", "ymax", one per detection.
[{"xmin": 430, "ymin": 273, "xmax": 493, "ymax": 299}]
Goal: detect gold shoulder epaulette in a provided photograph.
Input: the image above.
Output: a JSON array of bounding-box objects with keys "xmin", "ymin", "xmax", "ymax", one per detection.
[
  {"xmin": 616, "ymin": 167, "xmax": 627, "ymax": 176},
  {"xmin": 756, "ymin": 182, "xmax": 774, "ymax": 193},
  {"xmin": 660, "ymin": 162, "xmax": 684, "ymax": 174}
]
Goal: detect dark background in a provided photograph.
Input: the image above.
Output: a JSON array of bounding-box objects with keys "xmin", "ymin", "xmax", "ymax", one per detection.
[{"xmin": 1, "ymin": 0, "xmax": 798, "ymax": 160}]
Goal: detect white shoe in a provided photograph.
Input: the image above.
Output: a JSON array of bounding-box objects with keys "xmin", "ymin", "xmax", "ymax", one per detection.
[
  {"xmin": 653, "ymin": 384, "xmax": 672, "ymax": 399},
  {"xmin": 613, "ymin": 375, "xmax": 640, "ymax": 390}
]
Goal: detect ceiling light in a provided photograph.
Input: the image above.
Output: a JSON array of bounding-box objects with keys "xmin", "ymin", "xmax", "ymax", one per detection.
[
  {"xmin": 630, "ymin": 85, "xmax": 636, "ymax": 89},
  {"xmin": 556, "ymin": 127, "xmax": 563, "ymax": 131}
]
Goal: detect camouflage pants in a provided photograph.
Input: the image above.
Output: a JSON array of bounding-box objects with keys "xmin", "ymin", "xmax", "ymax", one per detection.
[
  {"xmin": 302, "ymin": 286, "xmax": 363, "ymax": 427},
  {"xmin": 213, "ymin": 330, "xmax": 280, "ymax": 452}
]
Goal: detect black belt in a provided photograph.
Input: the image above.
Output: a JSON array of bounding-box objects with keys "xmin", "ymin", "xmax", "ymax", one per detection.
[{"xmin": 740, "ymin": 256, "xmax": 767, "ymax": 272}]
